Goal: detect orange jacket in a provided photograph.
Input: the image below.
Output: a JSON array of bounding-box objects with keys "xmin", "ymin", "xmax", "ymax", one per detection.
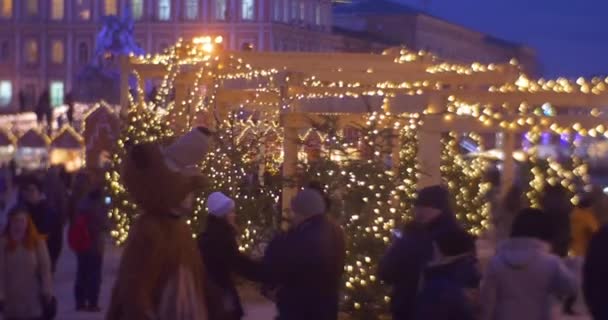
[{"xmin": 570, "ymin": 207, "xmax": 600, "ymax": 256}]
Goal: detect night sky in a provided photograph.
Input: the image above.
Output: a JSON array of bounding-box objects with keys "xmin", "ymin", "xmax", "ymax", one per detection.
[{"xmin": 397, "ymin": 0, "xmax": 608, "ymax": 78}]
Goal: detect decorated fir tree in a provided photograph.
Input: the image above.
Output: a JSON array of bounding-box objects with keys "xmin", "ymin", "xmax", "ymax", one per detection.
[
  {"xmin": 294, "ymin": 113, "xmax": 418, "ymax": 319},
  {"xmin": 440, "ymin": 132, "xmax": 491, "ymax": 235}
]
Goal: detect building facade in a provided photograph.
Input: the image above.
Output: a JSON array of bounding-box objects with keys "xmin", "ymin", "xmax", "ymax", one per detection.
[
  {"xmin": 0, "ymin": 0, "xmax": 334, "ymax": 112},
  {"xmin": 333, "ymin": 0, "xmax": 538, "ymax": 74},
  {"xmin": 0, "ymin": 0, "xmax": 538, "ymax": 114}
]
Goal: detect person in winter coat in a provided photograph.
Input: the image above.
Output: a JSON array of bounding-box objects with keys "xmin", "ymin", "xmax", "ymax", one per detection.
[
  {"xmin": 0, "ymin": 206, "xmax": 53, "ymax": 320},
  {"xmin": 564, "ymin": 194, "xmax": 600, "ymax": 315},
  {"xmin": 583, "ymin": 225, "xmax": 608, "ymax": 320},
  {"xmin": 198, "ymin": 192, "xmax": 263, "ymax": 320},
  {"xmin": 19, "ymin": 176, "xmax": 63, "ymax": 272},
  {"xmin": 481, "ymin": 208, "xmax": 577, "ymax": 320},
  {"xmin": 379, "ymin": 185, "xmax": 463, "ymax": 320},
  {"xmin": 570, "ymin": 195, "xmax": 600, "ymax": 257},
  {"xmin": 263, "ymin": 188, "xmax": 346, "ymax": 320},
  {"xmin": 541, "ymin": 184, "xmax": 573, "ymax": 257},
  {"xmin": 73, "ymin": 188, "xmax": 110, "ymax": 312},
  {"xmin": 414, "ymin": 229, "xmax": 481, "ymax": 320},
  {"xmin": 492, "ymin": 184, "xmax": 526, "ymax": 244}
]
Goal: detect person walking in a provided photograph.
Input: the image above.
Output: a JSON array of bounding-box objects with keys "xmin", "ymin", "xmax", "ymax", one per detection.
[
  {"xmin": 481, "ymin": 208, "xmax": 577, "ymax": 320},
  {"xmin": 565, "ymin": 194, "xmax": 601, "ymax": 315},
  {"xmin": 19, "ymin": 176, "xmax": 63, "ymax": 272},
  {"xmin": 0, "ymin": 207, "xmax": 54, "ymax": 320},
  {"xmin": 414, "ymin": 229, "xmax": 481, "ymax": 320},
  {"xmin": 263, "ymin": 188, "xmax": 346, "ymax": 320},
  {"xmin": 492, "ymin": 185, "xmax": 526, "ymax": 245},
  {"xmin": 71, "ymin": 188, "xmax": 110, "ymax": 312},
  {"xmin": 379, "ymin": 185, "xmax": 463, "ymax": 320},
  {"xmin": 198, "ymin": 192, "xmax": 263, "ymax": 320},
  {"xmin": 541, "ymin": 184, "xmax": 573, "ymax": 257},
  {"xmin": 583, "ymin": 225, "xmax": 608, "ymax": 320}
]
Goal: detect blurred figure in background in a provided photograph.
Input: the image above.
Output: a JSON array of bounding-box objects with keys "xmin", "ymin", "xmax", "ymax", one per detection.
[
  {"xmin": 481, "ymin": 208, "xmax": 576, "ymax": 320},
  {"xmin": 380, "ymin": 185, "xmax": 464, "ymax": 320},
  {"xmin": 414, "ymin": 229, "xmax": 481, "ymax": 320},
  {"xmin": 198, "ymin": 192, "xmax": 263, "ymax": 320},
  {"xmin": 0, "ymin": 207, "xmax": 54, "ymax": 320},
  {"xmin": 541, "ymin": 184, "xmax": 573, "ymax": 257},
  {"xmin": 263, "ymin": 188, "xmax": 345, "ymax": 320},
  {"xmin": 19, "ymin": 176, "xmax": 63, "ymax": 272},
  {"xmin": 492, "ymin": 185, "xmax": 527, "ymax": 245},
  {"xmin": 565, "ymin": 194, "xmax": 600, "ymax": 315},
  {"xmin": 583, "ymin": 225, "xmax": 608, "ymax": 320},
  {"xmin": 70, "ymin": 187, "xmax": 110, "ymax": 312}
]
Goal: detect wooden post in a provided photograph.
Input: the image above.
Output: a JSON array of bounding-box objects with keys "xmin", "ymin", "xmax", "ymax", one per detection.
[
  {"xmin": 137, "ymin": 76, "xmax": 145, "ymax": 107},
  {"xmin": 417, "ymin": 130, "xmax": 442, "ymax": 188},
  {"xmin": 501, "ymin": 131, "xmax": 517, "ymax": 198},
  {"xmin": 119, "ymin": 56, "xmax": 130, "ymax": 117},
  {"xmin": 282, "ymin": 125, "xmax": 298, "ymax": 229},
  {"xmin": 417, "ymin": 94, "xmax": 445, "ymax": 189}
]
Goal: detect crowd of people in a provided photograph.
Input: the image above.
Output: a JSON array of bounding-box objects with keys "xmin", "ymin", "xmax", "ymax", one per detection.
[
  {"xmin": 1, "ymin": 147, "xmax": 608, "ymax": 320},
  {"xmin": 0, "ymin": 164, "xmax": 109, "ymax": 319}
]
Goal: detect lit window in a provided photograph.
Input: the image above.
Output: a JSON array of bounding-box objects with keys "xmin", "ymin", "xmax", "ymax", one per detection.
[
  {"xmin": 26, "ymin": 0, "xmax": 38, "ymax": 17},
  {"xmin": 215, "ymin": 0, "xmax": 226, "ymax": 20},
  {"xmin": 184, "ymin": 0, "xmax": 198, "ymax": 20},
  {"xmin": 283, "ymin": 0, "xmax": 289, "ymax": 22},
  {"xmin": 241, "ymin": 0, "xmax": 254, "ymax": 20},
  {"xmin": 75, "ymin": 0, "xmax": 91, "ymax": 20},
  {"xmin": 290, "ymin": 0, "xmax": 297, "ymax": 20},
  {"xmin": 299, "ymin": 1, "xmax": 304, "ymax": 21},
  {"xmin": 104, "ymin": 0, "xmax": 117, "ymax": 15},
  {"xmin": 158, "ymin": 0, "xmax": 170, "ymax": 20},
  {"xmin": 50, "ymin": 81, "xmax": 64, "ymax": 107},
  {"xmin": 51, "ymin": 40, "xmax": 64, "ymax": 64},
  {"xmin": 0, "ymin": 81, "xmax": 11, "ymax": 107},
  {"xmin": 0, "ymin": 0, "xmax": 12, "ymax": 18},
  {"xmin": 51, "ymin": 0, "xmax": 64, "ymax": 20},
  {"xmin": 24, "ymin": 39, "xmax": 38, "ymax": 64},
  {"xmin": 315, "ymin": 3, "xmax": 321, "ymax": 25},
  {"xmin": 132, "ymin": 0, "xmax": 144, "ymax": 20},
  {"xmin": 78, "ymin": 42, "xmax": 89, "ymax": 64},
  {"xmin": 272, "ymin": 0, "xmax": 280, "ymax": 21}
]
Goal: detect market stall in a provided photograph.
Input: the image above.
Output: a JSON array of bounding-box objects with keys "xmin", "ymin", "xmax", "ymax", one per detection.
[
  {"xmin": 16, "ymin": 129, "xmax": 50, "ymax": 171},
  {"xmin": 50, "ymin": 126, "xmax": 85, "ymax": 172}
]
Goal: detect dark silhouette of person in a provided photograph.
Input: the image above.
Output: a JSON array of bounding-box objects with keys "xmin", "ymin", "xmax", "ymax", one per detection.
[
  {"xmin": 65, "ymin": 91, "xmax": 75, "ymax": 125},
  {"xmin": 18, "ymin": 90, "xmax": 26, "ymax": 113}
]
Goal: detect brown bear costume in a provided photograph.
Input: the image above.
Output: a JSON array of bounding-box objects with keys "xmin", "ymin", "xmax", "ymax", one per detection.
[{"xmin": 106, "ymin": 128, "xmax": 211, "ymax": 320}]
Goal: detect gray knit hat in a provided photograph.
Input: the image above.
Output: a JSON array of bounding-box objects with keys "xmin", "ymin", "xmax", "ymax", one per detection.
[{"xmin": 291, "ymin": 188, "xmax": 327, "ymax": 216}]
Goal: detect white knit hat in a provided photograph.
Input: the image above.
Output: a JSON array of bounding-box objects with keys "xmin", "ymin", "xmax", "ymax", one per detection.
[
  {"xmin": 207, "ymin": 192, "xmax": 235, "ymax": 217},
  {"xmin": 162, "ymin": 127, "xmax": 211, "ymax": 175}
]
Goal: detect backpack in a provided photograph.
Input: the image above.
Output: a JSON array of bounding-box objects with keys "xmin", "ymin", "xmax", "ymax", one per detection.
[{"xmin": 68, "ymin": 214, "xmax": 91, "ymax": 253}]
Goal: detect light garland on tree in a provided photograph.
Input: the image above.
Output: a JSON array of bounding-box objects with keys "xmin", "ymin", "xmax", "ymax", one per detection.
[{"xmin": 440, "ymin": 132, "xmax": 491, "ymax": 235}]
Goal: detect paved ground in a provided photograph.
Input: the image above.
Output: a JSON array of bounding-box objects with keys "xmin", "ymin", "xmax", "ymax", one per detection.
[
  {"xmin": 53, "ymin": 243, "xmax": 276, "ymax": 320},
  {"xmin": 52, "ymin": 239, "xmax": 589, "ymax": 320}
]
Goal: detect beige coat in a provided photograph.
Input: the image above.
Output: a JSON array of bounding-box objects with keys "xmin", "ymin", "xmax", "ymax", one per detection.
[{"xmin": 0, "ymin": 238, "xmax": 53, "ymax": 318}]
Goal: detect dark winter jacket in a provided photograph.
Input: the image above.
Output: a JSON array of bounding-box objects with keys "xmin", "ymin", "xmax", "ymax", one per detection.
[
  {"xmin": 414, "ymin": 254, "xmax": 481, "ymax": 320},
  {"xmin": 584, "ymin": 225, "xmax": 608, "ymax": 320},
  {"xmin": 541, "ymin": 189, "xmax": 573, "ymax": 257},
  {"xmin": 263, "ymin": 214, "xmax": 346, "ymax": 320},
  {"xmin": 23, "ymin": 200, "xmax": 63, "ymax": 266},
  {"xmin": 198, "ymin": 215, "xmax": 263, "ymax": 320},
  {"xmin": 76, "ymin": 193, "xmax": 111, "ymax": 255},
  {"xmin": 379, "ymin": 214, "xmax": 463, "ymax": 320}
]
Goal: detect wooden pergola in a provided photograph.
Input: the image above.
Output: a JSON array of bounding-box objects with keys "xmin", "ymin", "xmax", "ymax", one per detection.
[{"xmin": 120, "ymin": 40, "xmax": 608, "ymax": 214}]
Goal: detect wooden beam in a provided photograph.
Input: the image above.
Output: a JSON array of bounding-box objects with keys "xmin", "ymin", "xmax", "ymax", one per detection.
[
  {"xmin": 421, "ymin": 114, "xmax": 608, "ymax": 133},
  {"xmin": 454, "ymin": 91, "xmax": 608, "ymax": 109},
  {"xmin": 280, "ymin": 112, "xmax": 367, "ymax": 129}
]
